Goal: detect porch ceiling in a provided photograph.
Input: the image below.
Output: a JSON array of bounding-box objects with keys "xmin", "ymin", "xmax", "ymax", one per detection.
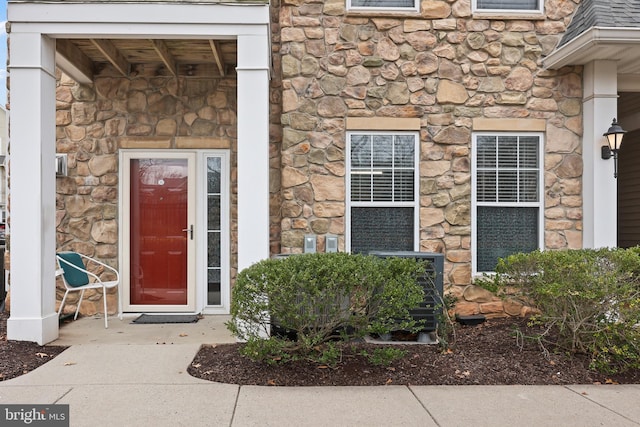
[{"xmin": 56, "ymin": 37, "xmax": 237, "ymax": 83}]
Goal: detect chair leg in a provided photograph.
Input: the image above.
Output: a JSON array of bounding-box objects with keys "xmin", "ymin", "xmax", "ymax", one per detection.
[
  {"xmin": 74, "ymin": 289, "xmax": 85, "ymax": 320},
  {"xmin": 103, "ymin": 286, "xmax": 109, "ymax": 329},
  {"xmin": 58, "ymin": 290, "xmax": 70, "ymax": 317}
]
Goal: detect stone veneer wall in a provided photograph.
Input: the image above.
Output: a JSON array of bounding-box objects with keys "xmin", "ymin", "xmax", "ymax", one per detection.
[
  {"xmin": 275, "ymin": 0, "xmax": 584, "ymax": 317},
  {"xmin": 55, "ymin": 70, "xmax": 239, "ymax": 315}
]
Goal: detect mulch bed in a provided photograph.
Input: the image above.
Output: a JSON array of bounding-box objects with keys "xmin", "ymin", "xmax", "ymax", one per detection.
[
  {"xmin": 188, "ymin": 318, "xmax": 640, "ymax": 386},
  {"xmin": 0, "ymin": 311, "xmax": 67, "ymax": 381},
  {"xmin": 2, "ymin": 310, "xmax": 640, "ymax": 386}
]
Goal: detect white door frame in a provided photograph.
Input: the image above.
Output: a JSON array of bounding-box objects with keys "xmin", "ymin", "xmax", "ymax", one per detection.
[{"xmin": 120, "ymin": 149, "xmax": 231, "ymax": 314}]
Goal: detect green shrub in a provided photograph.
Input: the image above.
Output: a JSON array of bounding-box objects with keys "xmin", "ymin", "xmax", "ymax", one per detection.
[
  {"xmin": 359, "ymin": 347, "xmax": 408, "ymax": 366},
  {"xmin": 493, "ymin": 248, "xmax": 640, "ymax": 373},
  {"xmin": 227, "ymin": 252, "xmax": 426, "ymax": 363}
]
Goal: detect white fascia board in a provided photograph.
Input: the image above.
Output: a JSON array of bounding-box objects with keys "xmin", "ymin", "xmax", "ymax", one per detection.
[
  {"xmin": 10, "ymin": 22, "xmax": 268, "ymax": 39},
  {"xmin": 544, "ymin": 27, "xmax": 640, "ymax": 70},
  {"xmin": 9, "ymin": 2, "xmax": 270, "ymax": 26}
]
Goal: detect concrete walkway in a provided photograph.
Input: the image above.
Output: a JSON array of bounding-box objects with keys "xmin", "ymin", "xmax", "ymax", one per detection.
[{"xmin": 2, "ymin": 315, "xmax": 640, "ymax": 426}]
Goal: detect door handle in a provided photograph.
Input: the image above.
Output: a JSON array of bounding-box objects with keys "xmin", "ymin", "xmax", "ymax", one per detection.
[{"xmin": 182, "ymin": 225, "xmax": 194, "ymax": 240}]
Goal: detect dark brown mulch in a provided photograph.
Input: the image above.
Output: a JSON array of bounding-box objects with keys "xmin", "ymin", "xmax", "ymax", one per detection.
[
  {"xmin": 0, "ymin": 311, "xmax": 67, "ymax": 381},
  {"xmin": 188, "ymin": 318, "xmax": 640, "ymax": 386},
  {"xmin": 2, "ymin": 310, "xmax": 640, "ymax": 386}
]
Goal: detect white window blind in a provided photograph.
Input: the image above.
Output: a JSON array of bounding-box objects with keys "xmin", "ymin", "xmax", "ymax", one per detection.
[
  {"xmin": 350, "ymin": 134, "xmax": 415, "ymax": 203},
  {"xmin": 476, "ymin": 135, "xmax": 539, "ymax": 204},
  {"xmin": 476, "ymin": 0, "xmax": 540, "ymax": 11},
  {"xmin": 349, "ymin": 0, "xmax": 418, "ymax": 10}
]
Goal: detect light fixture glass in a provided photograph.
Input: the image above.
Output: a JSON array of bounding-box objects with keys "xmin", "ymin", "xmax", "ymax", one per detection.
[
  {"xmin": 603, "ymin": 118, "xmax": 626, "ymax": 152},
  {"xmin": 602, "ymin": 118, "xmax": 627, "ymax": 179}
]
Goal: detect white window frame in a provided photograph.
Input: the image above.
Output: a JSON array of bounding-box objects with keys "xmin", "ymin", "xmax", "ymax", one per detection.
[
  {"xmin": 472, "ymin": 0, "xmax": 543, "ymax": 14},
  {"xmin": 347, "ymin": 0, "xmax": 420, "ymax": 13},
  {"xmin": 471, "ymin": 132, "xmax": 544, "ymax": 275},
  {"xmin": 346, "ymin": 131, "xmax": 420, "ymax": 253}
]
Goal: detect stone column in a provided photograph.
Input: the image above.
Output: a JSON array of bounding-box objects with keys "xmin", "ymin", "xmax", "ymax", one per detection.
[
  {"xmin": 7, "ymin": 33, "xmax": 59, "ymax": 344},
  {"xmin": 236, "ymin": 34, "xmax": 270, "ymax": 270},
  {"xmin": 582, "ymin": 60, "xmax": 618, "ymax": 248}
]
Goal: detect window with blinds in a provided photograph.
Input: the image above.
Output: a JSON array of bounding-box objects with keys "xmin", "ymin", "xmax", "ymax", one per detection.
[
  {"xmin": 348, "ymin": 0, "xmax": 419, "ymax": 11},
  {"xmin": 474, "ymin": 0, "xmax": 541, "ymax": 12},
  {"xmin": 473, "ymin": 134, "xmax": 542, "ymax": 273},
  {"xmin": 348, "ymin": 133, "xmax": 418, "ymax": 254}
]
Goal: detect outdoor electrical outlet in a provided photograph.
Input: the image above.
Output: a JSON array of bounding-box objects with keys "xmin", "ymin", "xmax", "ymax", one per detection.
[
  {"xmin": 304, "ymin": 234, "xmax": 316, "ymax": 253},
  {"xmin": 325, "ymin": 235, "xmax": 338, "ymax": 253}
]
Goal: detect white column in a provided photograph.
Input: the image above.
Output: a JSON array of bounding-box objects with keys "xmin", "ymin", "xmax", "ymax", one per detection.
[
  {"xmin": 236, "ymin": 34, "xmax": 270, "ymax": 271},
  {"xmin": 7, "ymin": 33, "xmax": 59, "ymax": 344},
  {"xmin": 582, "ymin": 60, "xmax": 618, "ymax": 248}
]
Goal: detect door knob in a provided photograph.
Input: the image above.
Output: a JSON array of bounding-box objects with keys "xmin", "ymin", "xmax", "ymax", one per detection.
[{"xmin": 182, "ymin": 225, "xmax": 194, "ymax": 240}]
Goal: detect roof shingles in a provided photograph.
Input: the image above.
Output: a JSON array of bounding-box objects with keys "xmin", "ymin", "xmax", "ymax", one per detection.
[{"xmin": 559, "ymin": 0, "xmax": 640, "ymax": 47}]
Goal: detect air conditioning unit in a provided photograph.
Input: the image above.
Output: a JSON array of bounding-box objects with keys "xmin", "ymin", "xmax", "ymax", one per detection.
[{"xmin": 369, "ymin": 251, "xmax": 444, "ymax": 332}]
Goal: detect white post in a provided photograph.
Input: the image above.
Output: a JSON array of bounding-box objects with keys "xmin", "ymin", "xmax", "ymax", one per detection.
[
  {"xmin": 7, "ymin": 33, "xmax": 59, "ymax": 344},
  {"xmin": 236, "ymin": 34, "xmax": 270, "ymax": 271},
  {"xmin": 582, "ymin": 60, "xmax": 618, "ymax": 248}
]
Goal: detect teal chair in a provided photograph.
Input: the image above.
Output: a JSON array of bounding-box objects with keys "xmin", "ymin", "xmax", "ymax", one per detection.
[{"xmin": 56, "ymin": 251, "xmax": 120, "ymax": 328}]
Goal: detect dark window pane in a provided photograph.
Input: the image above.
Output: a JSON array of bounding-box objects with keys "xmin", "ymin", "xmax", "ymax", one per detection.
[
  {"xmin": 477, "ymin": 136, "xmax": 497, "ymax": 168},
  {"xmin": 519, "ymin": 137, "xmax": 539, "ymax": 168},
  {"xmin": 520, "ymin": 170, "xmax": 539, "ymax": 202},
  {"xmin": 351, "ymin": 207, "xmax": 414, "ymax": 254},
  {"xmin": 372, "ymin": 171, "xmax": 393, "ymax": 201},
  {"xmin": 207, "ymin": 269, "xmax": 221, "ymax": 305},
  {"xmin": 394, "ymin": 136, "xmax": 415, "ymax": 167},
  {"xmin": 394, "ymin": 170, "xmax": 414, "ymax": 201},
  {"xmin": 476, "ymin": 206, "xmax": 538, "ymax": 272},
  {"xmin": 477, "ymin": 170, "xmax": 496, "ymax": 202},
  {"xmin": 372, "ymin": 135, "xmax": 393, "ymax": 168},
  {"xmin": 477, "ymin": 0, "xmax": 538, "ymax": 10},
  {"xmin": 351, "ymin": 0, "xmax": 415, "ymax": 7},
  {"xmin": 350, "ymin": 173, "xmax": 372, "ymax": 201},
  {"xmin": 350, "ymin": 135, "xmax": 371, "ymax": 168},
  {"xmin": 497, "ymin": 170, "xmax": 518, "ymax": 202},
  {"xmin": 207, "ymin": 231, "xmax": 221, "ymax": 267},
  {"xmin": 497, "ymin": 136, "xmax": 518, "ymax": 168},
  {"xmin": 208, "ymin": 195, "xmax": 221, "ymax": 230}
]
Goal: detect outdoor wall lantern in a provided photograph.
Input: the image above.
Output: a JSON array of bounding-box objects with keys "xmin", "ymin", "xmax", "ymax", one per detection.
[{"xmin": 601, "ymin": 118, "xmax": 627, "ymax": 179}]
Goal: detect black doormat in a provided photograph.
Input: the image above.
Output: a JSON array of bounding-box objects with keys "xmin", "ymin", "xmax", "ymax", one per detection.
[{"xmin": 132, "ymin": 314, "xmax": 199, "ymax": 324}]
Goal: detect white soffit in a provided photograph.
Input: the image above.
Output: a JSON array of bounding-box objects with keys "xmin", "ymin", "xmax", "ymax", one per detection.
[{"xmin": 544, "ymin": 27, "xmax": 640, "ymax": 74}]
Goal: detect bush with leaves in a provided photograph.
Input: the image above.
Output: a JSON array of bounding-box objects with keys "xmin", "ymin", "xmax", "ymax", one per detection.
[
  {"xmin": 227, "ymin": 252, "xmax": 426, "ymax": 364},
  {"xmin": 493, "ymin": 248, "xmax": 640, "ymax": 373}
]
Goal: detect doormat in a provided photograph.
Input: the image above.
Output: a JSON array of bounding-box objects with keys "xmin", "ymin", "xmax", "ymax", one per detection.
[{"xmin": 132, "ymin": 314, "xmax": 200, "ymax": 324}]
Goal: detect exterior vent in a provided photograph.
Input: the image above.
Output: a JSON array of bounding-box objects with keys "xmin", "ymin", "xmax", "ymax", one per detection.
[{"xmin": 56, "ymin": 154, "xmax": 67, "ymax": 176}]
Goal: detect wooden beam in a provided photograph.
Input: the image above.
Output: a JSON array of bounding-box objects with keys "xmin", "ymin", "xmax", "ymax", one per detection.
[
  {"xmin": 149, "ymin": 39, "xmax": 177, "ymax": 77},
  {"xmin": 55, "ymin": 40, "xmax": 94, "ymax": 84},
  {"xmin": 90, "ymin": 39, "xmax": 130, "ymax": 77},
  {"xmin": 209, "ymin": 40, "xmax": 226, "ymax": 77}
]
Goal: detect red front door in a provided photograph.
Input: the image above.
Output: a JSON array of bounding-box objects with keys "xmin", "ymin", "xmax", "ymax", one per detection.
[{"xmin": 126, "ymin": 155, "xmax": 195, "ymax": 309}]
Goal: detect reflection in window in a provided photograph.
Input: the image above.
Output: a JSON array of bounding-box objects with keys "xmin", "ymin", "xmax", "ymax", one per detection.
[
  {"xmin": 473, "ymin": 134, "xmax": 542, "ymax": 272},
  {"xmin": 206, "ymin": 157, "xmax": 222, "ymax": 306},
  {"xmin": 348, "ymin": 132, "xmax": 418, "ymax": 253}
]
